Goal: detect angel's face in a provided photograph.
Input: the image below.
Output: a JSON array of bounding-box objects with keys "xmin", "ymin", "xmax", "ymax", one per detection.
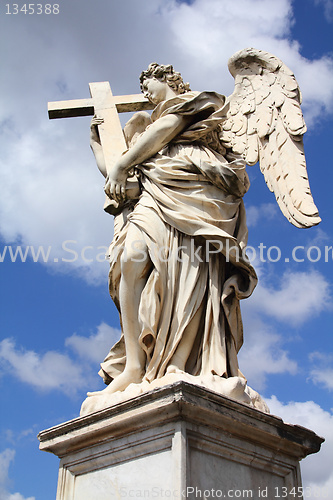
[{"xmin": 142, "ymin": 77, "xmax": 171, "ymax": 105}]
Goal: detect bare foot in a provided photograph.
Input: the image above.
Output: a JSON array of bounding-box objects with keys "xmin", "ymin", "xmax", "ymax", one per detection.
[
  {"xmin": 87, "ymin": 367, "xmax": 144, "ymax": 397},
  {"xmin": 166, "ymin": 364, "xmax": 185, "ymax": 375}
]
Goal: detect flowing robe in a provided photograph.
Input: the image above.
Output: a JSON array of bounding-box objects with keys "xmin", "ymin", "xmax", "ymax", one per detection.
[{"xmin": 99, "ymin": 91, "xmax": 257, "ymax": 384}]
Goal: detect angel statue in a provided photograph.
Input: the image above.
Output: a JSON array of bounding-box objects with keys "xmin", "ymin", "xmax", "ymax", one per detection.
[{"xmin": 81, "ymin": 48, "xmax": 320, "ymax": 415}]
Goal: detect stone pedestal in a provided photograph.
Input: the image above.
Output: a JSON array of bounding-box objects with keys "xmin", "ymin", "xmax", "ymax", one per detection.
[{"xmin": 38, "ymin": 382, "xmax": 323, "ymax": 500}]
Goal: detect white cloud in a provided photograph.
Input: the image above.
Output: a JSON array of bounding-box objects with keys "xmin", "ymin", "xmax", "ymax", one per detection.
[
  {"xmin": 287, "ymin": 54, "xmax": 333, "ymax": 125},
  {"xmin": 65, "ymin": 322, "xmax": 120, "ymax": 363},
  {"xmin": 246, "ymin": 270, "xmax": 331, "ymax": 326},
  {"xmin": 0, "ymin": 449, "xmax": 35, "ymax": 500},
  {"xmin": 166, "ymin": 0, "xmax": 294, "ymax": 55},
  {"xmin": 245, "ymin": 203, "xmax": 278, "ymax": 227},
  {"xmin": 309, "ymin": 351, "xmax": 333, "ymax": 391},
  {"xmin": 245, "ymin": 206, "xmax": 260, "ymax": 228},
  {"xmin": 310, "ymin": 367, "xmax": 333, "ymax": 391},
  {"xmin": 268, "ymin": 397, "xmax": 333, "ymax": 498},
  {"xmin": 2, "ymin": 428, "xmax": 35, "ymax": 447},
  {"xmin": 239, "ymin": 309, "xmax": 297, "ymax": 390},
  {"xmin": 305, "ymin": 227, "xmax": 332, "ymax": 250},
  {"xmin": 314, "ymin": 0, "xmax": 333, "ymax": 21},
  {"xmin": 0, "ymin": 122, "xmax": 111, "ymax": 285},
  {"xmin": 0, "ymin": 338, "xmax": 85, "ymax": 395},
  {"xmin": 7, "ymin": 494, "xmax": 35, "ymax": 500},
  {"xmin": 0, "ymin": 324, "xmax": 120, "ymax": 395},
  {"xmin": 161, "ymin": 0, "xmax": 333, "ymax": 124},
  {"xmin": 239, "ymin": 269, "xmax": 331, "ymax": 389}
]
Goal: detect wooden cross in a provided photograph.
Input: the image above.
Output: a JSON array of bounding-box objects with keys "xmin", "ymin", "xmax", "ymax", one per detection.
[{"xmin": 48, "ymin": 82, "xmax": 154, "ymax": 214}]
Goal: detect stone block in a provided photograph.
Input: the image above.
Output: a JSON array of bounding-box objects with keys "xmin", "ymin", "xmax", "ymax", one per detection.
[{"xmin": 38, "ymin": 382, "xmax": 324, "ymax": 500}]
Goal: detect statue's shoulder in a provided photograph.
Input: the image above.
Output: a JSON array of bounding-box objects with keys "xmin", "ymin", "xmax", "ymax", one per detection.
[{"xmin": 152, "ymin": 91, "xmax": 225, "ymax": 122}]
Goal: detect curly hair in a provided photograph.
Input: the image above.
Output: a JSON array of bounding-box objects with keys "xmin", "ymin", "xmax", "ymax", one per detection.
[{"xmin": 139, "ymin": 63, "xmax": 191, "ymax": 95}]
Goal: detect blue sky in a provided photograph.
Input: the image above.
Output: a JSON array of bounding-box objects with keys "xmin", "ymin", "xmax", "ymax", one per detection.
[{"xmin": 0, "ymin": 0, "xmax": 332, "ymax": 498}]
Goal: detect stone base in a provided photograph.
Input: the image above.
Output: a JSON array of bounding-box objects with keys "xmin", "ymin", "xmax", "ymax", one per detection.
[{"xmin": 38, "ymin": 382, "xmax": 324, "ymax": 500}]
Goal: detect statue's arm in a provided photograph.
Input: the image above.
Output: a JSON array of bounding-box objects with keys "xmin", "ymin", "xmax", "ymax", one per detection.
[
  {"xmin": 90, "ymin": 112, "xmax": 152, "ymax": 179},
  {"xmin": 112, "ymin": 113, "xmax": 188, "ymax": 174},
  {"xmin": 90, "ymin": 116, "xmax": 107, "ymax": 178},
  {"xmin": 105, "ymin": 113, "xmax": 190, "ymax": 202}
]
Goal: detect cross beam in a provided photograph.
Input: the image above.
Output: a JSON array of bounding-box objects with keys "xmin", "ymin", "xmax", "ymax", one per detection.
[
  {"xmin": 48, "ymin": 82, "xmax": 154, "ymax": 214},
  {"xmin": 48, "ymin": 81, "xmax": 154, "ymax": 169}
]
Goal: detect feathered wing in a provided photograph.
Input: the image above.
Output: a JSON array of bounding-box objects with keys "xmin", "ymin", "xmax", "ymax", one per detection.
[{"xmin": 220, "ymin": 48, "xmax": 321, "ymax": 228}]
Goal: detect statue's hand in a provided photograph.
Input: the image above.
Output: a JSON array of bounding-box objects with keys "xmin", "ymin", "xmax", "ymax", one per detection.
[
  {"xmin": 104, "ymin": 166, "xmax": 128, "ymax": 203},
  {"xmin": 90, "ymin": 115, "xmax": 104, "ymax": 146}
]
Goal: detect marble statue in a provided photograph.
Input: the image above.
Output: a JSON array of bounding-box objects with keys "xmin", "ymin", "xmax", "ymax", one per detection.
[{"xmin": 81, "ymin": 48, "xmax": 320, "ymax": 414}]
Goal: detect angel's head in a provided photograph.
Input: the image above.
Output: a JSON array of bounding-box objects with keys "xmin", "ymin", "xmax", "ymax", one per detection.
[{"xmin": 139, "ymin": 63, "xmax": 191, "ymax": 104}]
